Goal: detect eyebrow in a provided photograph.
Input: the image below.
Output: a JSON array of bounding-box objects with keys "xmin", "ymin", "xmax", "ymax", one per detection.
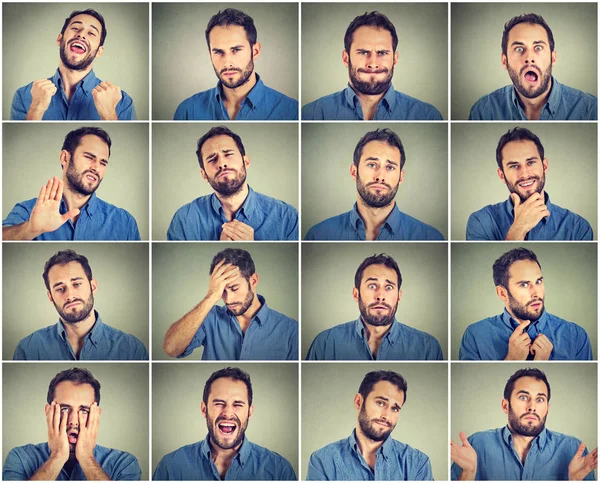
[
  {"xmin": 511, "ymin": 40, "xmax": 547, "ymax": 47},
  {"xmin": 365, "ymin": 277, "xmax": 397, "ymax": 287},
  {"xmin": 212, "ymin": 398, "xmax": 247, "ymax": 405},
  {"xmin": 82, "ymin": 151, "xmax": 108, "ymax": 164},
  {"xmin": 374, "ymin": 395, "xmax": 402, "ymax": 410},
  {"xmin": 212, "ymin": 44, "xmax": 244, "ymax": 52},
  {"xmin": 52, "ymin": 277, "xmax": 84, "ymax": 289},
  {"xmin": 514, "ymin": 276, "xmax": 543, "ymax": 285},
  {"xmin": 59, "ymin": 403, "xmax": 92, "ymax": 410},
  {"xmin": 70, "ymin": 20, "xmax": 100, "ymax": 35},
  {"xmin": 516, "ymin": 389, "xmax": 547, "ymax": 398},
  {"xmin": 364, "ymin": 156, "xmax": 399, "ymax": 167},
  {"xmin": 205, "ymin": 149, "xmax": 234, "ymax": 163}
]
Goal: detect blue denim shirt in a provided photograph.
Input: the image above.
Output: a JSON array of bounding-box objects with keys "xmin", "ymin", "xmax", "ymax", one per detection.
[
  {"xmin": 307, "ymin": 430, "xmax": 433, "ymax": 481},
  {"xmin": 11, "ymin": 69, "xmax": 136, "ymax": 120},
  {"xmin": 167, "ymin": 187, "xmax": 298, "ymax": 241},
  {"xmin": 451, "ymin": 427, "xmax": 595, "ymax": 481},
  {"xmin": 3, "ymin": 192, "xmax": 141, "ymax": 241},
  {"xmin": 3, "ymin": 442, "xmax": 142, "ymax": 480},
  {"xmin": 466, "ymin": 194, "xmax": 593, "ymax": 241},
  {"xmin": 468, "ymin": 77, "xmax": 597, "ymax": 120},
  {"xmin": 305, "ymin": 203, "xmax": 444, "ymax": 241},
  {"xmin": 173, "ymin": 75, "xmax": 298, "ymax": 120},
  {"xmin": 177, "ymin": 295, "xmax": 298, "ymax": 361},
  {"xmin": 302, "ymin": 84, "xmax": 443, "ymax": 120},
  {"xmin": 459, "ymin": 309, "xmax": 593, "ymax": 360},
  {"xmin": 13, "ymin": 312, "xmax": 148, "ymax": 361},
  {"xmin": 306, "ymin": 318, "xmax": 443, "ymax": 360},
  {"xmin": 153, "ymin": 435, "xmax": 296, "ymax": 481}
]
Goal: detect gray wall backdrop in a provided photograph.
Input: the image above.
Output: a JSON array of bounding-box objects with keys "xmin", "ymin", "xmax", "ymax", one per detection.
[
  {"xmin": 2, "ymin": 123, "xmax": 150, "ymax": 239},
  {"xmin": 451, "ymin": 3, "xmax": 597, "ymax": 120},
  {"xmin": 152, "ymin": 243, "xmax": 298, "ymax": 360},
  {"xmin": 152, "ymin": 363, "xmax": 298, "ymax": 476},
  {"xmin": 451, "ymin": 243, "xmax": 597, "ymax": 360},
  {"xmin": 152, "ymin": 123, "xmax": 298, "ymax": 240},
  {"xmin": 302, "ymin": 363, "xmax": 448, "ymax": 481},
  {"xmin": 302, "ymin": 3, "xmax": 448, "ymax": 118},
  {"xmin": 152, "ymin": 3, "xmax": 299, "ymax": 120},
  {"xmin": 2, "ymin": 243, "xmax": 149, "ymax": 360},
  {"xmin": 302, "ymin": 243, "xmax": 448, "ymax": 359},
  {"xmin": 302, "ymin": 123, "xmax": 448, "ymax": 239},
  {"xmin": 451, "ymin": 123, "xmax": 597, "ymax": 240},
  {"xmin": 3, "ymin": 363, "xmax": 149, "ymax": 479},
  {"xmin": 2, "ymin": 3, "xmax": 150, "ymax": 120}
]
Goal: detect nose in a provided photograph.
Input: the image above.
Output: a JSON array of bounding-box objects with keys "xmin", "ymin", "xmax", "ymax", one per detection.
[
  {"xmin": 366, "ymin": 53, "xmax": 379, "ymax": 69},
  {"xmin": 375, "ymin": 288, "xmax": 386, "ymax": 302},
  {"xmin": 67, "ymin": 409, "xmax": 79, "ymax": 426}
]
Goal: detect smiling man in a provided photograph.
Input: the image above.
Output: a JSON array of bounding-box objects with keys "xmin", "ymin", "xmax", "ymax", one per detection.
[
  {"xmin": 11, "ymin": 9, "xmax": 135, "ymax": 120},
  {"xmin": 469, "ymin": 13, "xmax": 597, "ymax": 120},
  {"xmin": 306, "ymin": 253, "xmax": 443, "ymax": 360},
  {"xmin": 174, "ymin": 8, "xmax": 298, "ymax": 120},
  {"xmin": 459, "ymin": 248, "xmax": 592, "ymax": 360},
  {"xmin": 3, "ymin": 368, "xmax": 142, "ymax": 480},
  {"xmin": 466, "ymin": 127, "xmax": 593, "ymax": 240},
  {"xmin": 167, "ymin": 126, "xmax": 298, "ymax": 240},
  {"xmin": 305, "ymin": 129, "xmax": 443, "ymax": 240},
  {"xmin": 451, "ymin": 368, "xmax": 597, "ymax": 480}
]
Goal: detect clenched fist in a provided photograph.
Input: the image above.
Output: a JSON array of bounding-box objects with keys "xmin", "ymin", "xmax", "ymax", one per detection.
[
  {"xmin": 92, "ymin": 81, "xmax": 122, "ymax": 120},
  {"xmin": 26, "ymin": 79, "xmax": 58, "ymax": 120}
]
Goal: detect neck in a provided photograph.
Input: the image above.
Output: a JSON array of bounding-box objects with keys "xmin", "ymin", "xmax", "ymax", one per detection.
[
  {"xmin": 356, "ymin": 198, "xmax": 395, "ymax": 237},
  {"xmin": 235, "ymin": 294, "xmax": 262, "ymax": 331},
  {"xmin": 221, "ymin": 73, "xmax": 257, "ymax": 106},
  {"xmin": 350, "ymin": 83, "xmax": 387, "ymax": 120},
  {"xmin": 360, "ymin": 318, "xmax": 393, "ymax": 341},
  {"xmin": 209, "ymin": 436, "xmax": 242, "ymax": 461},
  {"xmin": 506, "ymin": 308, "xmax": 535, "ymax": 326},
  {"xmin": 216, "ymin": 183, "xmax": 249, "ymax": 221},
  {"xmin": 354, "ymin": 426, "xmax": 385, "ymax": 457},
  {"xmin": 58, "ymin": 63, "xmax": 93, "ymax": 101},
  {"xmin": 515, "ymin": 78, "xmax": 552, "ymax": 120},
  {"xmin": 508, "ymin": 426, "xmax": 536, "ymax": 461},
  {"xmin": 61, "ymin": 310, "xmax": 96, "ymax": 342}
]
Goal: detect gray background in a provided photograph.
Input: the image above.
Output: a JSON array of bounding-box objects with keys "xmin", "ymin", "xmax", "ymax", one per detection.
[
  {"xmin": 451, "ymin": 3, "xmax": 598, "ymax": 120},
  {"xmin": 302, "ymin": 363, "xmax": 448, "ymax": 481},
  {"xmin": 302, "ymin": 3, "xmax": 448, "ymax": 118},
  {"xmin": 2, "ymin": 123, "xmax": 150, "ymax": 240},
  {"xmin": 2, "ymin": 3, "xmax": 150, "ymax": 120},
  {"xmin": 2, "ymin": 243, "xmax": 149, "ymax": 360},
  {"xmin": 451, "ymin": 123, "xmax": 597, "ymax": 240},
  {"xmin": 152, "ymin": 123, "xmax": 298, "ymax": 240},
  {"xmin": 301, "ymin": 123, "xmax": 448, "ymax": 240},
  {"xmin": 152, "ymin": 243, "xmax": 298, "ymax": 360},
  {"xmin": 451, "ymin": 243, "xmax": 597, "ymax": 360},
  {"xmin": 152, "ymin": 362, "xmax": 298, "ymax": 477},
  {"xmin": 3, "ymin": 363, "xmax": 150, "ymax": 479},
  {"xmin": 152, "ymin": 3, "xmax": 299, "ymax": 120},
  {"xmin": 302, "ymin": 243, "xmax": 448, "ymax": 359}
]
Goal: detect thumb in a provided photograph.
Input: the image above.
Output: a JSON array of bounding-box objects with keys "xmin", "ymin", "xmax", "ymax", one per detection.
[
  {"xmin": 519, "ymin": 320, "xmax": 531, "ymax": 333},
  {"xmin": 511, "ymin": 193, "xmax": 521, "ymax": 207},
  {"xmin": 459, "ymin": 431, "xmax": 471, "ymax": 447},
  {"xmin": 574, "ymin": 442, "xmax": 586, "ymax": 459},
  {"xmin": 61, "ymin": 208, "xmax": 80, "ymax": 223}
]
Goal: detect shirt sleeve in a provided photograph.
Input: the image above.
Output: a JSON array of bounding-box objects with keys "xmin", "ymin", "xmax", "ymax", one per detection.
[
  {"xmin": 152, "ymin": 456, "xmax": 169, "ymax": 480},
  {"xmin": 306, "ymin": 333, "xmax": 326, "ymax": 360},
  {"xmin": 116, "ymin": 91, "xmax": 137, "ymax": 121},
  {"xmin": 133, "ymin": 338, "xmax": 149, "ymax": 361},
  {"xmin": 466, "ymin": 213, "xmax": 492, "ymax": 241},
  {"xmin": 173, "ymin": 100, "xmax": 189, "ymax": 120},
  {"xmin": 176, "ymin": 320, "xmax": 208, "ymax": 359},
  {"xmin": 413, "ymin": 454, "xmax": 434, "ymax": 481},
  {"xmin": 458, "ymin": 327, "xmax": 481, "ymax": 360},
  {"xmin": 110, "ymin": 452, "xmax": 142, "ymax": 480},
  {"xmin": 2, "ymin": 448, "xmax": 29, "ymax": 480},
  {"xmin": 10, "ymin": 89, "xmax": 28, "ymax": 121},
  {"xmin": 426, "ymin": 337, "xmax": 444, "ymax": 361},
  {"xmin": 3, "ymin": 202, "xmax": 32, "ymax": 227},
  {"xmin": 126, "ymin": 214, "xmax": 141, "ymax": 241},
  {"xmin": 575, "ymin": 328, "xmax": 593, "ymax": 360},
  {"xmin": 306, "ymin": 452, "xmax": 328, "ymax": 480},
  {"xmin": 285, "ymin": 209, "xmax": 299, "ymax": 241},
  {"xmin": 278, "ymin": 459, "xmax": 297, "ymax": 481},
  {"xmin": 13, "ymin": 341, "xmax": 27, "ymax": 360},
  {"xmin": 301, "ymin": 101, "xmax": 321, "ymax": 121},
  {"xmin": 287, "ymin": 324, "xmax": 299, "ymax": 361},
  {"xmin": 450, "ymin": 461, "xmax": 463, "ymax": 481},
  {"xmin": 167, "ymin": 209, "xmax": 186, "ymax": 240},
  {"xmin": 576, "ymin": 219, "xmax": 593, "ymax": 241},
  {"xmin": 468, "ymin": 101, "xmax": 484, "ymax": 121}
]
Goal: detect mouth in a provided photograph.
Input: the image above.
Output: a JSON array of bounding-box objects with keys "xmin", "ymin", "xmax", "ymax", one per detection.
[
  {"xmin": 84, "ymin": 172, "xmax": 98, "ymax": 183},
  {"xmin": 218, "ymin": 169, "xmax": 235, "ymax": 178},
  {"xmin": 517, "ymin": 178, "xmax": 538, "ymax": 189},
  {"xmin": 217, "ymin": 421, "xmax": 237, "ymax": 435},
  {"xmin": 373, "ymin": 419, "xmax": 391, "ymax": 428},
  {"xmin": 522, "ymin": 68, "xmax": 540, "ymax": 85},
  {"xmin": 528, "ymin": 300, "xmax": 543, "ymax": 309},
  {"xmin": 359, "ymin": 69, "xmax": 388, "ymax": 75},
  {"xmin": 221, "ymin": 69, "xmax": 241, "ymax": 76},
  {"xmin": 69, "ymin": 40, "xmax": 88, "ymax": 55},
  {"xmin": 68, "ymin": 431, "xmax": 79, "ymax": 444},
  {"xmin": 64, "ymin": 300, "xmax": 83, "ymax": 310},
  {"xmin": 368, "ymin": 183, "xmax": 390, "ymax": 191},
  {"xmin": 370, "ymin": 304, "xmax": 390, "ymax": 311},
  {"xmin": 522, "ymin": 415, "xmax": 539, "ymax": 422}
]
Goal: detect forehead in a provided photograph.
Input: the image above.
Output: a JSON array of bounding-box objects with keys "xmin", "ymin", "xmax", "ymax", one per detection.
[
  {"xmin": 367, "ymin": 380, "xmax": 405, "ymax": 406},
  {"xmin": 360, "ymin": 263, "xmax": 398, "ymax": 286},
  {"xmin": 508, "ymin": 259, "xmax": 542, "ymax": 282},
  {"xmin": 74, "ymin": 135, "xmax": 110, "ymax": 158},
  {"xmin": 201, "ymin": 135, "xmax": 239, "ymax": 160},
  {"xmin": 48, "ymin": 261, "xmax": 87, "ymax": 285},
  {"xmin": 510, "ymin": 376, "xmax": 548, "ymax": 398},
  {"xmin": 53, "ymin": 380, "xmax": 95, "ymax": 404},
  {"xmin": 208, "ymin": 377, "xmax": 249, "ymax": 402},
  {"xmin": 360, "ymin": 140, "xmax": 401, "ymax": 165},
  {"xmin": 507, "ymin": 22, "xmax": 549, "ymax": 46},
  {"xmin": 351, "ymin": 26, "xmax": 393, "ymax": 49},
  {"xmin": 501, "ymin": 140, "xmax": 541, "ymax": 165},
  {"xmin": 67, "ymin": 14, "xmax": 103, "ymax": 34},
  {"xmin": 209, "ymin": 25, "xmax": 250, "ymax": 48}
]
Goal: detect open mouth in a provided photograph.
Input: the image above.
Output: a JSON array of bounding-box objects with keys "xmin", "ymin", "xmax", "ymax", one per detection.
[
  {"xmin": 217, "ymin": 421, "xmax": 237, "ymax": 434},
  {"xmin": 523, "ymin": 70, "xmax": 539, "ymax": 84},
  {"xmin": 68, "ymin": 431, "xmax": 79, "ymax": 444},
  {"xmin": 69, "ymin": 41, "xmax": 87, "ymax": 54},
  {"xmin": 84, "ymin": 173, "xmax": 98, "ymax": 182},
  {"xmin": 518, "ymin": 178, "xmax": 537, "ymax": 189}
]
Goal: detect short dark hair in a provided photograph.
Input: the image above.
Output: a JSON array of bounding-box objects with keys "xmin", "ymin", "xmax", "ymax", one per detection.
[
  {"xmin": 501, "ymin": 13, "xmax": 555, "ymax": 57},
  {"xmin": 358, "ymin": 370, "xmax": 408, "ymax": 404},
  {"xmin": 196, "ymin": 126, "xmax": 246, "ymax": 171},
  {"xmin": 62, "ymin": 127, "xmax": 112, "ymax": 159},
  {"xmin": 354, "ymin": 253, "xmax": 402, "ymax": 290},
  {"xmin": 47, "ymin": 368, "xmax": 101, "ymax": 405},
  {"xmin": 353, "ymin": 129, "xmax": 406, "ymax": 169},
  {"xmin": 203, "ymin": 367, "xmax": 253, "ymax": 406},
  {"xmin": 61, "ymin": 9, "xmax": 107, "ymax": 47},
  {"xmin": 496, "ymin": 127, "xmax": 545, "ymax": 170},
  {"xmin": 209, "ymin": 249, "xmax": 256, "ymax": 281},
  {"xmin": 43, "ymin": 249, "xmax": 93, "ymax": 292},
  {"xmin": 344, "ymin": 11, "xmax": 398, "ymax": 54},
  {"xmin": 493, "ymin": 248, "xmax": 541, "ymax": 289},
  {"xmin": 503, "ymin": 367, "xmax": 551, "ymax": 402},
  {"xmin": 205, "ymin": 8, "xmax": 257, "ymax": 49}
]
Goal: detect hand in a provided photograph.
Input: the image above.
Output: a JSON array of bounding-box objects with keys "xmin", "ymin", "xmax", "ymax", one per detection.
[
  {"xmin": 206, "ymin": 258, "xmax": 240, "ymax": 301},
  {"xmin": 45, "ymin": 402, "xmax": 69, "ymax": 464},
  {"xmin": 28, "ymin": 177, "xmax": 79, "ymax": 237},
  {"xmin": 75, "ymin": 402, "xmax": 101, "ymax": 463},
  {"xmin": 26, "ymin": 79, "xmax": 57, "ymax": 120},
  {"xmin": 505, "ymin": 321, "xmax": 532, "ymax": 360},
  {"xmin": 569, "ymin": 443, "xmax": 598, "ymax": 480},
  {"xmin": 92, "ymin": 81, "xmax": 122, "ymax": 120},
  {"xmin": 451, "ymin": 432, "xmax": 477, "ymax": 477},
  {"xmin": 221, "ymin": 220, "xmax": 254, "ymax": 241},
  {"xmin": 531, "ymin": 334, "xmax": 553, "ymax": 360},
  {"xmin": 507, "ymin": 193, "xmax": 550, "ymax": 240}
]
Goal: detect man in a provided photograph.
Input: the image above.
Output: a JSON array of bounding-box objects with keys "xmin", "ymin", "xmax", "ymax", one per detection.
[
  {"xmin": 3, "ymin": 126, "xmax": 140, "ymax": 240},
  {"xmin": 305, "ymin": 129, "xmax": 444, "ymax": 240},
  {"xmin": 306, "ymin": 253, "xmax": 443, "ymax": 360},
  {"xmin": 174, "ymin": 8, "xmax": 298, "ymax": 120},
  {"xmin": 3, "ymin": 367, "xmax": 142, "ymax": 480},
  {"xmin": 163, "ymin": 248, "xmax": 297, "ymax": 360},
  {"xmin": 13, "ymin": 249, "xmax": 148, "ymax": 360},
  {"xmin": 167, "ymin": 126, "xmax": 298, "ymax": 240},
  {"xmin": 308, "ymin": 370, "xmax": 432, "ymax": 480},
  {"xmin": 11, "ymin": 9, "xmax": 136, "ymax": 120},
  {"xmin": 469, "ymin": 13, "xmax": 597, "ymax": 120},
  {"xmin": 451, "ymin": 368, "xmax": 597, "ymax": 480},
  {"xmin": 459, "ymin": 248, "xmax": 592, "ymax": 360},
  {"xmin": 466, "ymin": 127, "xmax": 593, "ymax": 240},
  {"xmin": 302, "ymin": 11, "xmax": 442, "ymax": 120},
  {"xmin": 153, "ymin": 367, "xmax": 296, "ymax": 480}
]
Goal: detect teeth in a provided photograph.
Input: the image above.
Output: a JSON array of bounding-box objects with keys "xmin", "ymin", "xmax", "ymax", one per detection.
[{"xmin": 219, "ymin": 422, "xmax": 235, "ymax": 427}]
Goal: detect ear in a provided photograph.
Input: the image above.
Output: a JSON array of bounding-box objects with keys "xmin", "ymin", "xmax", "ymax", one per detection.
[
  {"xmin": 496, "ymin": 285, "xmax": 509, "ymax": 303},
  {"xmin": 342, "ymin": 50, "xmax": 350, "ymax": 68},
  {"xmin": 393, "ymin": 50, "xmax": 398, "ymax": 66},
  {"xmin": 252, "ymin": 42, "xmax": 261, "ymax": 61},
  {"xmin": 397, "ymin": 289, "xmax": 403, "ymax": 302},
  {"xmin": 350, "ymin": 164, "xmax": 357, "ymax": 181},
  {"xmin": 542, "ymin": 158, "xmax": 549, "ymax": 172},
  {"xmin": 501, "ymin": 398, "xmax": 509, "ymax": 415},
  {"xmin": 501, "ymin": 53, "xmax": 508, "ymax": 71},
  {"xmin": 551, "ymin": 50, "xmax": 556, "ymax": 66},
  {"xmin": 354, "ymin": 393, "xmax": 363, "ymax": 411},
  {"xmin": 56, "ymin": 33, "xmax": 63, "ymax": 47},
  {"xmin": 200, "ymin": 168, "xmax": 208, "ymax": 183},
  {"xmin": 47, "ymin": 291, "xmax": 54, "ymax": 304},
  {"xmin": 248, "ymin": 404, "xmax": 254, "ymax": 418},
  {"xmin": 497, "ymin": 167, "xmax": 507, "ymax": 184},
  {"xmin": 60, "ymin": 150, "xmax": 69, "ymax": 170},
  {"xmin": 243, "ymin": 155, "xmax": 251, "ymax": 170},
  {"xmin": 249, "ymin": 273, "xmax": 259, "ymax": 290},
  {"xmin": 200, "ymin": 401, "xmax": 207, "ymax": 419},
  {"xmin": 90, "ymin": 278, "xmax": 98, "ymax": 295},
  {"xmin": 398, "ymin": 169, "xmax": 405, "ymax": 185},
  {"xmin": 95, "ymin": 45, "xmax": 104, "ymax": 59},
  {"xmin": 352, "ymin": 287, "xmax": 359, "ymax": 303}
]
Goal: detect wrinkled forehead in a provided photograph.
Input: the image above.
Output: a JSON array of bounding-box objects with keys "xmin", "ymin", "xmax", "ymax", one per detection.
[
  {"xmin": 360, "ymin": 140, "xmax": 402, "ymax": 165},
  {"xmin": 360, "ymin": 263, "xmax": 399, "ymax": 287},
  {"xmin": 510, "ymin": 376, "xmax": 549, "ymax": 399},
  {"xmin": 207, "ymin": 377, "xmax": 250, "ymax": 403},
  {"xmin": 500, "ymin": 140, "xmax": 542, "ymax": 166},
  {"xmin": 366, "ymin": 380, "xmax": 405, "ymax": 406},
  {"xmin": 350, "ymin": 25, "xmax": 394, "ymax": 51},
  {"xmin": 201, "ymin": 135, "xmax": 240, "ymax": 161},
  {"xmin": 507, "ymin": 22, "xmax": 550, "ymax": 47},
  {"xmin": 53, "ymin": 380, "xmax": 95, "ymax": 405},
  {"xmin": 48, "ymin": 261, "xmax": 88, "ymax": 286},
  {"xmin": 66, "ymin": 14, "xmax": 103, "ymax": 37}
]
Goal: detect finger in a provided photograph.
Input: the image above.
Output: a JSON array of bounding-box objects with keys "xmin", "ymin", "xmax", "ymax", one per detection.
[
  {"xmin": 575, "ymin": 442, "xmax": 586, "ymax": 458},
  {"xmin": 59, "ymin": 406, "xmax": 67, "ymax": 435},
  {"xmin": 459, "ymin": 431, "xmax": 471, "ymax": 447},
  {"xmin": 61, "ymin": 208, "xmax": 80, "ymax": 224},
  {"xmin": 221, "ymin": 225, "xmax": 243, "ymax": 240},
  {"xmin": 37, "ymin": 183, "xmax": 48, "ymax": 204},
  {"xmin": 53, "ymin": 402, "xmax": 62, "ymax": 433},
  {"xmin": 45, "ymin": 403, "xmax": 53, "ymax": 429},
  {"xmin": 54, "ymin": 178, "xmax": 64, "ymax": 201},
  {"xmin": 510, "ymin": 193, "xmax": 521, "ymax": 207}
]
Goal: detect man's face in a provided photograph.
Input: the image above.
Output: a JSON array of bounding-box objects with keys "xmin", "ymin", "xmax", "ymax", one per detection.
[
  {"xmin": 62, "ymin": 135, "xmax": 109, "ymax": 196},
  {"xmin": 502, "ymin": 23, "xmax": 556, "ymax": 100},
  {"xmin": 201, "ymin": 377, "xmax": 253, "ymax": 450},
  {"xmin": 502, "ymin": 376, "xmax": 549, "ymax": 437},
  {"xmin": 200, "ymin": 135, "xmax": 250, "ymax": 197},
  {"xmin": 220, "ymin": 271, "xmax": 257, "ymax": 316},
  {"xmin": 498, "ymin": 140, "xmax": 548, "ymax": 203},
  {"xmin": 499, "ymin": 259, "xmax": 545, "ymax": 322},
  {"xmin": 209, "ymin": 26, "xmax": 259, "ymax": 89},
  {"xmin": 57, "ymin": 14, "xmax": 104, "ymax": 71},
  {"xmin": 356, "ymin": 381, "xmax": 404, "ymax": 442},
  {"xmin": 351, "ymin": 140, "xmax": 404, "ymax": 208},
  {"xmin": 353, "ymin": 264, "xmax": 401, "ymax": 327},
  {"xmin": 343, "ymin": 26, "xmax": 398, "ymax": 96},
  {"xmin": 46, "ymin": 262, "xmax": 97, "ymax": 324}
]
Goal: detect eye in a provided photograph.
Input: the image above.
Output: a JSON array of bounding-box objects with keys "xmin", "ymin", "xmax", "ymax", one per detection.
[
  {"xmin": 520, "ymin": 282, "xmax": 529, "ymax": 288},
  {"xmin": 100, "ymin": 161, "xmax": 108, "ymax": 167},
  {"xmin": 519, "ymin": 395, "xmax": 527, "ymax": 401},
  {"xmin": 534, "ymin": 45, "xmax": 543, "ymax": 51},
  {"xmin": 80, "ymin": 408, "xmax": 89, "ymax": 414},
  {"xmin": 385, "ymin": 285, "xmax": 394, "ymax": 291},
  {"xmin": 392, "ymin": 407, "xmax": 400, "ymax": 413},
  {"xmin": 376, "ymin": 401, "xmax": 385, "ymax": 407},
  {"xmin": 515, "ymin": 46, "xmax": 524, "ymax": 53},
  {"xmin": 73, "ymin": 282, "xmax": 81, "ymax": 288},
  {"xmin": 61, "ymin": 407, "xmax": 69, "ymax": 413},
  {"xmin": 88, "ymin": 31, "xmax": 96, "ymax": 37},
  {"xmin": 386, "ymin": 165, "xmax": 395, "ymax": 171},
  {"xmin": 367, "ymin": 283, "xmax": 376, "ymax": 290},
  {"xmin": 536, "ymin": 397, "xmax": 545, "ymax": 403},
  {"xmin": 367, "ymin": 162, "xmax": 377, "ymax": 168},
  {"xmin": 55, "ymin": 287, "xmax": 64, "ymax": 293},
  {"xmin": 536, "ymin": 279, "xmax": 543, "ymax": 285}
]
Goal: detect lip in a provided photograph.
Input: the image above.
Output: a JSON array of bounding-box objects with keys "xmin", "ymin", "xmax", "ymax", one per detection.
[
  {"xmin": 373, "ymin": 420, "xmax": 390, "ymax": 428},
  {"xmin": 369, "ymin": 183, "xmax": 389, "ymax": 190},
  {"xmin": 64, "ymin": 301, "xmax": 82, "ymax": 310},
  {"xmin": 68, "ymin": 40, "xmax": 88, "ymax": 54},
  {"xmin": 371, "ymin": 305, "xmax": 390, "ymax": 310},
  {"xmin": 523, "ymin": 416, "xmax": 539, "ymax": 421},
  {"xmin": 222, "ymin": 70, "xmax": 239, "ymax": 76},
  {"xmin": 85, "ymin": 173, "xmax": 98, "ymax": 182},
  {"xmin": 518, "ymin": 178, "xmax": 537, "ymax": 188},
  {"xmin": 218, "ymin": 169, "xmax": 235, "ymax": 178}
]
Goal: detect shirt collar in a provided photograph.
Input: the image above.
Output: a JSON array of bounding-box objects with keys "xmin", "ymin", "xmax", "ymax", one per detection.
[
  {"xmin": 200, "ymin": 434, "xmax": 252, "ymax": 467},
  {"xmin": 52, "ymin": 68, "xmax": 98, "ymax": 96},
  {"xmin": 353, "ymin": 317, "xmax": 399, "ymax": 346},
  {"xmin": 511, "ymin": 76, "xmax": 560, "ymax": 117},
  {"xmin": 343, "ymin": 84, "xmax": 396, "ymax": 114},
  {"xmin": 348, "ymin": 429, "xmax": 392, "ymax": 461},
  {"xmin": 210, "ymin": 186, "xmax": 258, "ymax": 222},
  {"xmin": 350, "ymin": 203, "xmax": 401, "ymax": 235},
  {"xmin": 60, "ymin": 191, "xmax": 99, "ymax": 217},
  {"xmin": 215, "ymin": 74, "xmax": 266, "ymax": 112},
  {"xmin": 55, "ymin": 310, "xmax": 104, "ymax": 347},
  {"xmin": 502, "ymin": 425, "xmax": 548, "ymax": 451},
  {"xmin": 251, "ymin": 295, "xmax": 269, "ymax": 326},
  {"xmin": 504, "ymin": 192, "xmax": 553, "ymax": 226},
  {"xmin": 500, "ymin": 308, "xmax": 549, "ymax": 331}
]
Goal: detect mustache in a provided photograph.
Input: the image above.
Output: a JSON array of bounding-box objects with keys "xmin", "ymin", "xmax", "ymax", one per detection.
[
  {"xmin": 367, "ymin": 181, "xmax": 392, "ymax": 189},
  {"xmin": 372, "ymin": 418, "xmax": 391, "ymax": 428},
  {"xmin": 520, "ymin": 65, "xmax": 542, "ymax": 76},
  {"xmin": 527, "ymin": 298, "xmax": 544, "ymax": 307},
  {"xmin": 220, "ymin": 67, "xmax": 242, "ymax": 74},
  {"xmin": 357, "ymin": 68, "xmax": 389, "ymax": 74},
  {"xmin": 368, "ymin": 302, "xmax": 393, "ymax": 310},
  {"xmin": 521, "ymin": 413, "xmax": 540, "ymax": 421},
  {"xmin": 216, "ymin": 415, "xmax": 241, "ymax": 425},
  {"xmin": 63, "ymin": 298, "xmax": 85, "ymax": 309}
]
